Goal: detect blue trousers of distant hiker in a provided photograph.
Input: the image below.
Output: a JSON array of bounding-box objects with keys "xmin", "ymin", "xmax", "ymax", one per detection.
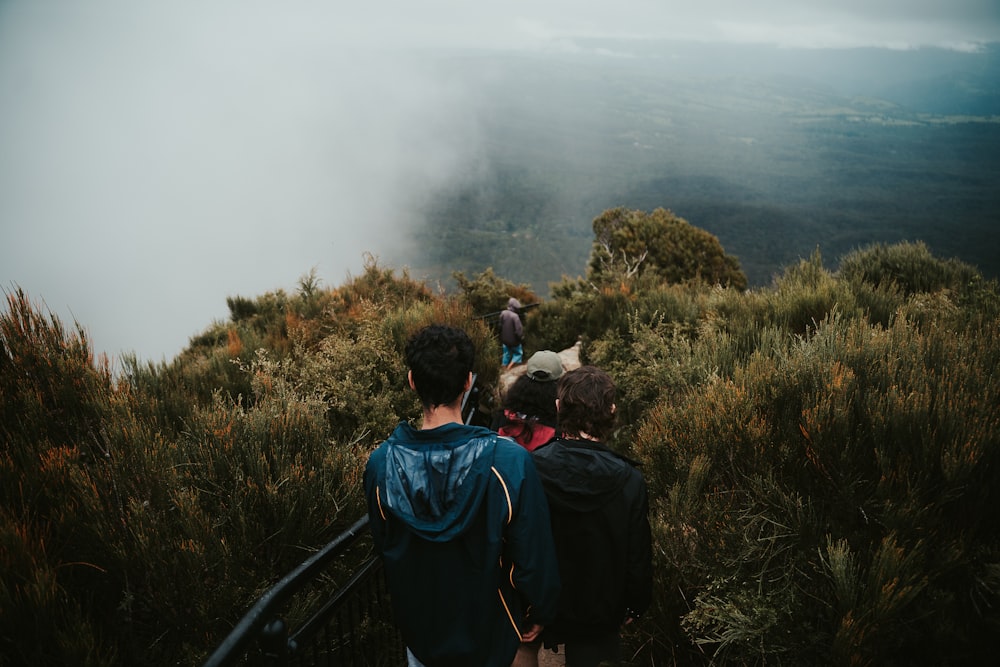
[{"xmin": 502, "ymin": 343, "xmax": 523, "ymax": 366}]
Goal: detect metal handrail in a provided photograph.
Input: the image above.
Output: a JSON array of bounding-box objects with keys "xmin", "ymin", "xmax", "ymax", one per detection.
[
  {"xmin": 202, "ymin": 516, "xmax": 385, "ymax": 667},
  {"xmin": 474, "ymin": 302, "xmax": 541, "ymax": 328}
]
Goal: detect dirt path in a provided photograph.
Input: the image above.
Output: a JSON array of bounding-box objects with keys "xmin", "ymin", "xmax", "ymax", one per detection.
[{"xmin": 538, "ymin": 646, "xmax": 566, "ymax": 666}]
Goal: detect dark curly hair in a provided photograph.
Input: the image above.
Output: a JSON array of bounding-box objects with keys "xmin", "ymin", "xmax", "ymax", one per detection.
[
  {"xmin": 405, "ymin": 325, "xmax": 475, "ymax": 409},
  {"xmin": 500, "ymin": 374, "xmax": 559, "ymax": 444},
  {"xmin": 556, "ymin": 366, "xmax": 617, "ymax": 441},
  {"xmin": 504, "ymin": 374, "xmax": 559, "ymax": 421}
]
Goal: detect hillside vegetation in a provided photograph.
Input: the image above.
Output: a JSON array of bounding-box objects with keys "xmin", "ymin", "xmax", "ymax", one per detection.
[{"xmin": 2, "ymin": 209, "xmax": 999, "ymax": 666}]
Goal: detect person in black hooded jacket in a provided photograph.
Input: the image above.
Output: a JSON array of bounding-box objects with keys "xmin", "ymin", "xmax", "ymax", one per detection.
[{"xmin": 530, "ymin": 366, "xmax": 653, "ymax": 667}]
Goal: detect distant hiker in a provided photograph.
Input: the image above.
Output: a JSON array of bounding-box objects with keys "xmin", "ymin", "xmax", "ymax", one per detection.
[
  {"xmin": 494, "ymin": 350, "xmax": 563, "ymax": 451},
  {"xmin": 364, "ymin": 325, "xmax": 560, "ymax": 667},
  {"xmin": 530, "ymin": 366, "xmax": 653, "ymax": 667},
  {"xmin": 499, "ymin": 297, "xmax": 524, "ymax": 369}
]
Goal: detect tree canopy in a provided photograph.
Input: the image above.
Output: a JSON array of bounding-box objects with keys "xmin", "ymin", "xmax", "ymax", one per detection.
[{"xmin": 587, "ymin": 207, "xmax": 748, "ymax": 290}]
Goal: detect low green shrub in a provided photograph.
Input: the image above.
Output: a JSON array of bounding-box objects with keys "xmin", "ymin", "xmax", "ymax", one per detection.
[
  {"xmin": 528, "ymin": 277, "xmax": 636, "ymax": 353},
  {"xmin": 587, "ymin": 207, "xmax": 748, "ymax": 290},
  {"xmin": 633, "ymin": 311, "xmax": 1000, "ymax": 665},
  {"xmin": 453, "ymin": 266, "xmax": 538, "ymax": 319},
  {"xmin": 288, "ymin": 320, "xmax": 413, "ymax": 446},
  {"xmin": 1, "ymin": 290, "xmax": 371, "ymax": 665},
  {"xmin": 838, "ymin": 240, "xmax": 981, "ymax": 297}
]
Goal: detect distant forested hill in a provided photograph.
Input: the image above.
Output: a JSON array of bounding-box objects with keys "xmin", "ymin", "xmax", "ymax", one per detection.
[{"xmin": 397, "ymin": 42, "xmax": 1000, "ymax": 293}]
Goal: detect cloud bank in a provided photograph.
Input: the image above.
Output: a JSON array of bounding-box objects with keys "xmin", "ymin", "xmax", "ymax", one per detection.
[
  {"xmin": 1, "ymin": 0, "xmax": 996, "ymax": 362},
  {"xmin": 0, "ymin": 2, "xmax": 480, "ymax": 362}
]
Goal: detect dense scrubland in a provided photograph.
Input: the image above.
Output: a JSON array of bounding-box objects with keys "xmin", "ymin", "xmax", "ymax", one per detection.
[{"xmin": 3, "ymin": 208, "xmax": 999, "ymax": 665}]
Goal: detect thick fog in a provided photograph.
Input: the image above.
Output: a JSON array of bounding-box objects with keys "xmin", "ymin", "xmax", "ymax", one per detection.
[
  {"xmin": 1, "ymin": 1, "xmax": 998, "ymax": 363},
  {"xmin": 0, "ymin": 3, "xmax": 482, "ymax": 362}
]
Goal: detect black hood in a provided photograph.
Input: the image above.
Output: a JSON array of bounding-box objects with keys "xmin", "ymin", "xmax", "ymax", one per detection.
[{"xmin": 532, "ymin": 439, "xmax": 634, "ymax": 513}]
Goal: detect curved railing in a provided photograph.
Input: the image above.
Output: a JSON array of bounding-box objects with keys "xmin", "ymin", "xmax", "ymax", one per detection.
[
  {"xmin": 201, "ymin": 515, "xmax": 402, "ymax": 667},
  {"xmin": 203, "ymin": 375, "xmax": 482, "ymax": 666}
]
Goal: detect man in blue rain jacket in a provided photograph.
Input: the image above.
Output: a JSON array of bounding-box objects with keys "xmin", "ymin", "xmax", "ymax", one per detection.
[{"xmin": 365, "ymin": 324, "xmax": 560, "ymax": 667}]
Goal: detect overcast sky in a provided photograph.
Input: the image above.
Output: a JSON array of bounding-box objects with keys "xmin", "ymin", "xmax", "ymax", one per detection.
[{"xmin": 2, "ymin": 1, "xmax": 998, "ymax": 365}]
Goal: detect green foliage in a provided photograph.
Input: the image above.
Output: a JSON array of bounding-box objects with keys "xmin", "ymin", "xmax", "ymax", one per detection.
[
  {"xmin": 1, "ymin": 290, "xmax": 120, "ymax": 666},
  {"xmin": 839, "ymin": 240, "xmax": 1000, "ymax": 328},
  {"xmin": 1, "ymin": 289, "xmax": 375, "ymax": 665},
  {"xmin": 453, "ymin": 267, "xmax": 538, "ymax": 318},
  {"xmin": 221, "ymin": 288, "xmax": 293, "ymax": 355},
  {"xmin": 332, "ymin": 254, "xmax": 434, "ymax": 318},
  {"xmin": 586, "ymin": 315, "xmax": 697, "ymax": 445},
  {"xmin": 839, "ymin": 240, "xmax": 981, "ymax": 296},
  {"xmin": 633, "ymin": 311, "xmax": 1000, "ymax": 665},
  {"xmin": 375, "ymin": 295, "xmax": 502, "ymax": 413},
  {"xmin": 528, "ymin": 278, "xmax": 623, "ymax": 352},
  {"xmin": 588, "ymin": 207, "xmax": 748, "ymax": 290},
  {"xmin": 763, "ymin": 247, "xmax": 872, "ymax": 335},
  {"xmin": 288, "ymin": 320, "xmax": 414, "ymax": 446},
  {"xmin": 1, "ymin": 288, "xmax": 112, "ymax": 450},
  {"xmin": 3, "ymin": 232, "xmax": 999, "ymax": 667}
]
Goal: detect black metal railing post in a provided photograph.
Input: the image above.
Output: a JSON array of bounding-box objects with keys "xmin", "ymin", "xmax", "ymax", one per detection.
[
  {"xmin": 202, "ymin": 516, "xmax": 399, "ymax": 667},
  {"xmin": 259, "ymin": 618, "xmax": 289, "ymax": 665}
]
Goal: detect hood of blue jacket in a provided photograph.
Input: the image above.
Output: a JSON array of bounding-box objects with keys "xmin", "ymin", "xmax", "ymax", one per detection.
[{"xmin": 379, "ymin": 421, "xmax": 498, "ymax": 542}]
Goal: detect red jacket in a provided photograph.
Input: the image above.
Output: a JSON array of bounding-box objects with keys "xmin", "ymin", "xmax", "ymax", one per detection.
[{"xmin": 498, "ymin": 410, "xmax": 557, "ymax": 451}]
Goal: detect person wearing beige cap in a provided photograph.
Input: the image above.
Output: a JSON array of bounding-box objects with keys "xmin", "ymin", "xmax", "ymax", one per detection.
[
  {"xmin": 525, "ymin": 350, "xmax": 564, "ymax": 382},
  {"xmin": 494, "ymin": 350, "xmax": 564, "ymax": 451}
]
